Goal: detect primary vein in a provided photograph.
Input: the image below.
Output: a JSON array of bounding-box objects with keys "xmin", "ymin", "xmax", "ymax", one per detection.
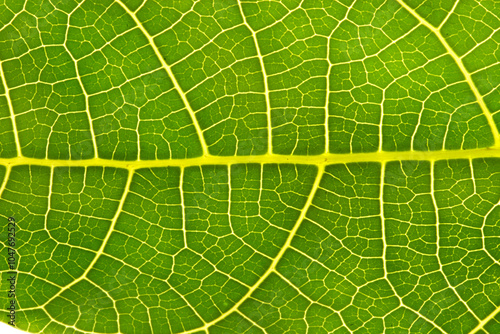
[{"xmin": 2, "ymin": 148, "xmax": 500, "ymax": 170}]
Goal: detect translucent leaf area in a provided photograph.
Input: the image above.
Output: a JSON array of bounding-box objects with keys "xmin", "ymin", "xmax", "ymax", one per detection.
[{"xmin": 1, "ymin": 0, "xmax": 500, "ymax": 333}]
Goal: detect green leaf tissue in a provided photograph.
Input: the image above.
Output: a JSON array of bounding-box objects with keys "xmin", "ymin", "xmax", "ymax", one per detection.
[{"xmin": 0, "ymin": 0, "xmax": 500, "ymax": 333}]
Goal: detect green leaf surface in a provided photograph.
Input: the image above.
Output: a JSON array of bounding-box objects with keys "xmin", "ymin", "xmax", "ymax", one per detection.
[{"xmin": 1, "ymin": 0, "xmax": 500, "ymax": 333}]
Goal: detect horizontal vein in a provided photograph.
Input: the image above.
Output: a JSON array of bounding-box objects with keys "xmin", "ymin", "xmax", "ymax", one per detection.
[{"xmin": 2, "ymin": 148, "xmax": 500, "ymax": 169}]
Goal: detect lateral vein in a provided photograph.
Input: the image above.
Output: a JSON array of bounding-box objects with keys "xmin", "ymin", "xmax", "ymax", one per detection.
[
  {"xmin": 115, "ymin": 0, "xmax": 210, "ymax": 156},
  {"xmin": 469, "ymin": 304, "xmax": 500, "ymax": 334},
  {"xmin": 0, "ymin": 63, "xmax": 22, "ymax": 156},
  {"xmin": 396, "ymin": 0, "xmax": 500, "ymax": 147},
  {"xmin": 180, "ymin": 165, "xmax": 325, "ymax": 334},
  {"xmin": 235, "ymin": 1, "xmax": 273, "ymax": 154},
  {"xmin": 36, "ymin": 168, "xmax": 134, "ymax": 309}
]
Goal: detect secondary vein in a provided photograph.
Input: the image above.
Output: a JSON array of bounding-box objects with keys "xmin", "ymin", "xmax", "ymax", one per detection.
[
  {"xmin": 115, "ymin": 0, "xmax": 210, "ymax": 156},
  {"xmin": 396, "ymin": 0, "xmax": 500, "ymax": 147},
  {"xmin": 180, "ymin": 165, "xmax": 325, "ymax": 333}
]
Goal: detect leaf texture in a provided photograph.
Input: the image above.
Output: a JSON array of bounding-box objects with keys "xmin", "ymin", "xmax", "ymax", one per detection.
[{"xmin": 1, "ymin": 0, "xmax": 500, "ymax": 333}]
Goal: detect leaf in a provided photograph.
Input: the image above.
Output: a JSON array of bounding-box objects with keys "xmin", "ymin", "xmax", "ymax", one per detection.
[{"xmin": 0, "ymin": 0, "xmax": 500, "ymax": 333}]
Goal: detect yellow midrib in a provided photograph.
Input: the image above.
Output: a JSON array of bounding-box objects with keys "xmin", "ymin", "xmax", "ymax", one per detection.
[{"xmin": 2, "ymin": 147, "xmax": 500, "ymax": 170}]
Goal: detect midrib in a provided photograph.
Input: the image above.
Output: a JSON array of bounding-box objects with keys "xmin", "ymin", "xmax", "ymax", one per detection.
[{"xmin": 2, "ymin": 147, "xmax": 500, "ymax": 169}]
